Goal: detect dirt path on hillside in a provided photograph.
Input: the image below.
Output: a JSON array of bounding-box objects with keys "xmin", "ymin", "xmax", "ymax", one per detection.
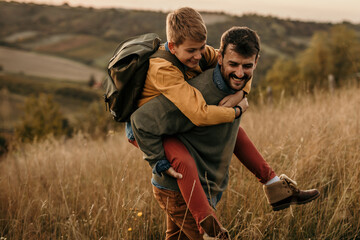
[{"xmin": 0, "ymin": 46, "xmax": 105, "ymax": 82}]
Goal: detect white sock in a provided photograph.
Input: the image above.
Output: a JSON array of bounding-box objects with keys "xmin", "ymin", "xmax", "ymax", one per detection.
[{"xmin": 265, "ymin": 176, "xmax": 281, "ymax": 185}]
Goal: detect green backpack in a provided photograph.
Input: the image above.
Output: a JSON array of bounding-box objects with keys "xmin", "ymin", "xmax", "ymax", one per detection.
[{"xmin": 103, "ymin": 33, "xmax": 187, "ymax": 122}]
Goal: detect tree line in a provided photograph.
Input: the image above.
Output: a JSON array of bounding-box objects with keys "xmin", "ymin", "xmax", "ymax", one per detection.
[{"xmin": 263, "ymin": 25, "xmax": 360, "ymax": 100}]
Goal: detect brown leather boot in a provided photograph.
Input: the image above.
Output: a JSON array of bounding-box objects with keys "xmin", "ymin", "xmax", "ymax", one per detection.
[
  {"xmin": 263, "ymin": 174, "xmax": 320, "ymax": 211},
  {"xmin": 200, "ymin": 215, "xmax": 231, "ymax": 239}
]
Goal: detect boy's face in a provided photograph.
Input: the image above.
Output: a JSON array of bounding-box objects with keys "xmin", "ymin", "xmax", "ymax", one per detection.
[
  {"xmin": 218, "ymin": 44, "xmax": 258, "ymax": 91},
  {"xmin": 169, "ymin": 39, "xmax": 206, "ymax": 69}
]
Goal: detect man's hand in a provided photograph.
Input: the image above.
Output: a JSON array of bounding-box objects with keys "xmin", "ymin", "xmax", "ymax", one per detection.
[
  {"xmin": 238, "ymin": 97, "xmax": 249, "ymax": 113},
  {"xmin": 165, "ymin": 167, "xmax": 183, "ymax": 179},
  {"xmin": 218, "ymin": 90, "xmax": 244, "ymax": 107},
  {"xmin": 235, "ymin": 97, "xmax": 249, "ymax": 118}
]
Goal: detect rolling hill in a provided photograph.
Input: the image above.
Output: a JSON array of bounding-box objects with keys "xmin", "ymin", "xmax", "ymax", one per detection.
[
  {"xmin": 0, "ymin": 1, "xmax": 359, "ymax": 134},
  {"xmin": 2, "ymin": 1, "xmax": 359, "ymax": 83},
  {"xmin": 0, "ymin": 46, "xmax": 105, "ymax": 82}
]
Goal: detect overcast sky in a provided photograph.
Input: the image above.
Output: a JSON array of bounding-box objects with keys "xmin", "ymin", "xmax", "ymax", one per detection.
[{"xmin": 10, "ymin": 0, "xmax": 360, "ymax": 24}]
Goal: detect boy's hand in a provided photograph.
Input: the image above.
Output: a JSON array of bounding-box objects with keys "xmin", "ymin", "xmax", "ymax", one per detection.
[
  {"xmin": 218, "ymin": 90, "xmax": 245, "ymax": 107},
  {"xmin": 166, "ymin": 167, "xmax": 183, "ymax": 179}
]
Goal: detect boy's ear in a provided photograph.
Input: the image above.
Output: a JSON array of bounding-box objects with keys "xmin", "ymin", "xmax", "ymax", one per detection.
[{"xmin": 168, "ymin": 42, "xmax": 176, "ymax": 54}]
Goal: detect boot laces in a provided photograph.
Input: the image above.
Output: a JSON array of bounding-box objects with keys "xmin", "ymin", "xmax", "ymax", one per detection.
[
  {"xmin": 287, "ymin": 181, "xmax": 300, "ymax": 193},
  {"xmin": 280, "ymin": 174, "xmax": 300, "ymax": 193}
]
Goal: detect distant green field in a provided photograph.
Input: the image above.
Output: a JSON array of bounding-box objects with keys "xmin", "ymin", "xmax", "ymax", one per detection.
[
  {"xmin": 0, "ymin": 46, "xmax": 106, "ymax": 83},
  {"xmin": 19, "ymin": 34, "xmax": 119, "ymax": 69}
]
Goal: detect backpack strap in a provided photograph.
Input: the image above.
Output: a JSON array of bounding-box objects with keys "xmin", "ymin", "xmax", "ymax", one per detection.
[{"xmin": 150, "ymin": 50, "xmax": 189, "ymax": 81}]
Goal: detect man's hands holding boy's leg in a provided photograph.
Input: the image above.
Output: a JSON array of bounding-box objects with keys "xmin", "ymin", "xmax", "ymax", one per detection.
[{"xmin": 166, "ymin": 167, "xmax": 183, "ymax": 179}]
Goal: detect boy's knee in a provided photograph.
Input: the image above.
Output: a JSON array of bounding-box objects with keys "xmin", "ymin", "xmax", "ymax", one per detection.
[{"xmin": 128, "ymin": 138, "xmax": 139, "ymax": 148}]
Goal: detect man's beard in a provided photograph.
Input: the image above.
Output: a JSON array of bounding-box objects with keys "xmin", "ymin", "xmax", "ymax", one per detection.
[
  {"xmin": 228, "ymin": 73, "xmax": 251, "ymax": 90},
  {"xmin": 229, "ymin": 73, "xmax": 251, "ymax": 82}
]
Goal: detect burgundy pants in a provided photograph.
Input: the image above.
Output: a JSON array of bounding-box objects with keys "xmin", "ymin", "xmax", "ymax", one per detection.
[{"xmin": 129, "ymin": 126, "xmax": 276, "ymax": 236}]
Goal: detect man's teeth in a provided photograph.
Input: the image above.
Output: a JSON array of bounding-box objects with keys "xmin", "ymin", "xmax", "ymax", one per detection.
[{"xmin": 232, "ymin": 77, "xmax": 243, "ymax": 82}]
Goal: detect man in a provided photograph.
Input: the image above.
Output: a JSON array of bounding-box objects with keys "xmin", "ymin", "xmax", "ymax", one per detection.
[{"xmin": 131, "ymin": 26, "xmax": 320, "ymax": 239}]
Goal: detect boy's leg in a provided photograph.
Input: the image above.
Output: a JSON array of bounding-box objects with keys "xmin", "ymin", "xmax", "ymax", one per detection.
[
  {"xmin": 127, "ymin": 120, "xmax": 220, "ymax": 232},
  {"xmin": 163, "ymin": 137, "xmax": 228, "ymax": 237},
  {"xmin": 129, "ymin": 124, "xmax": 225, "ymax": 237},
  {"xmin": 152, "ymin": 186, "xmax": 203, "ymax": 240},
  {"xmin": 233, "ymin": 126, "xmax": 276, "ymax": 183},
  {"xmin": 234, "ymin": 127, "xmax": 320, "ymax": 210},
  {"xmin": 128, "ymin": 118, "xmax": 227, "ymax": 236}
]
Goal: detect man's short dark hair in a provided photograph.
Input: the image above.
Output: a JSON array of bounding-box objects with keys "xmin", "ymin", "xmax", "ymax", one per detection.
[{"xmin": 219, "ymin": 26, "xmax": 260, "ymax": 59}]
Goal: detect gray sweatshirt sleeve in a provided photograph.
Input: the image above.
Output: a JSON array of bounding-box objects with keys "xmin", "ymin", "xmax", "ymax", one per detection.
[{"xmin": 130, "ymin": 94, "xmax": 195, "ymax": 169}]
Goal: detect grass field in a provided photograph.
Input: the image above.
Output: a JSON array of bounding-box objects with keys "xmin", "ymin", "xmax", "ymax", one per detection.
[{"xmin": 0, "ymin": 86, "xmax": 359, "ymax": 239}]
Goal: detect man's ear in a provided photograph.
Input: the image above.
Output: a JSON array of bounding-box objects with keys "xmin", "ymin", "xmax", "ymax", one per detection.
[
  {"xmin": 168, "ymin": 42, "xmax": 176, "ymax": 54},
  {"xmin": 254, "ymin": 54, "xmax": 260, "ymax": 70},
  {"xmin": 217, "ymin": 52, "xmax": 223, "ymax": 66}
]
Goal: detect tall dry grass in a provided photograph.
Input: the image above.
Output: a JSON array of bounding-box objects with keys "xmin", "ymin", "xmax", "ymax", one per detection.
[{"xmin": 0, "ymin": 86, "xmax": 359, "ymax": 239}]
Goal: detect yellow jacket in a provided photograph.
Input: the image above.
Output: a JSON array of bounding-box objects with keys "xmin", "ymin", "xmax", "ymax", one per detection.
[{"xmin": 138, "ymin": 45, "xmax": 252, "ymax": 126}]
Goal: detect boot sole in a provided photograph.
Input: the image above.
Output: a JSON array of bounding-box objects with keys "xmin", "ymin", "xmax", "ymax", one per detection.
[{"xmin": 273, "ymin": 191, "xmax": 321, "ymax": 211}]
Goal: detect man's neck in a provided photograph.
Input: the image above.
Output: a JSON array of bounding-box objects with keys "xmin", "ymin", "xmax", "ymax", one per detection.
[{"xmin": 213, "ymin": 64, "xmax": 236, "ymax": 94}]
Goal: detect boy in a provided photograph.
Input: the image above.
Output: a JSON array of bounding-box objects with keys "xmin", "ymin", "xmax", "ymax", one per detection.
[{"xmin": 128, "ymin": 8, "xmax": 320, "ymax": 239}]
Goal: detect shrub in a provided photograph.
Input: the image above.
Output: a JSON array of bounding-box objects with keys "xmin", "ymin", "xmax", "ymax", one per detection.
[
  {"xmin": 15, "ymin": 93, "xmax": 73, "ymax": 142},
  {"xmin": 55, "ymin": 87, "xmax": 99, "ymax": 102},
  {"xmin": 74, "ymin": 99, "xmax": 122, "ymax": 138}
]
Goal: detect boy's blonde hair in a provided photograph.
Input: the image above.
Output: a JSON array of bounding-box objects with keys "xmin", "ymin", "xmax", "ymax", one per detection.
[{"xmin": 166, "ymin": 7, "xmax": 207, "ymax": 45}]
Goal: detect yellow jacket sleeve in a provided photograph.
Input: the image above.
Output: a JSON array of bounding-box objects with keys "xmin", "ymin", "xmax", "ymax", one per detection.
[{"xmin": 147, "ymin": 58, "xmax": 235, "ymax": 126}]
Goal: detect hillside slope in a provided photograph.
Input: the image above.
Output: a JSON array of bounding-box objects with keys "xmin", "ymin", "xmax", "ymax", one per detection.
[
  {"xmin": 0, "ymin": 46, "xmax": 105, "ymax": 82},
  {"xmin": 2, "ymin": 1, "xmax": 359, "ymax": 83}
]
